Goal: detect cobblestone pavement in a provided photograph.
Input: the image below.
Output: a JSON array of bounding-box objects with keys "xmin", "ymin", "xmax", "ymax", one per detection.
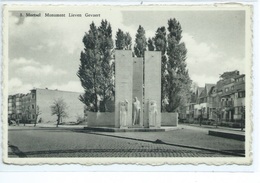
[
  {"xmin": 7, "ymin": 126, "xmax": 240, "ymax": 158},
  {"xmin": 93, "ymin": 124, "xmax": 245, "ymax": 155}
]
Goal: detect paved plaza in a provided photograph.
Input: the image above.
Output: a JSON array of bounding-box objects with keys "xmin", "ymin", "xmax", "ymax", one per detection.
[{"xmin": 8, "ymin": 124, "xmax": 245, "ymax": 158}]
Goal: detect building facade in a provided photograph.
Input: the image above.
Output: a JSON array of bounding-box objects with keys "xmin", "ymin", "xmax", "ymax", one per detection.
[
  {"xmin": 8, "ymin": 88, "xmax": 85, "ymax": 124},
  {"xmin": 8, "ymin": 93, "xmax": 24, "ymax": 122},
  {"xmin": 183, "ymin": 71, "xmax": 245, "ymax": 125}
]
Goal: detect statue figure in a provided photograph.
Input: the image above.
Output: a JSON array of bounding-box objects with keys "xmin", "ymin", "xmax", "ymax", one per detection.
[
  {"xmin": 133, "ymin": 97, "xmax": 141, "ymax": 125},
  {"xmin": 120, "ymin": 99, "xmax": 128, "ymax": 128},
  {"xmin": 97, "ymin": 95, "xmax": 101, "ymax": 112},
  {"xmin": 149, "ymin": 100, "xmax": 157, "ymax": 127}
]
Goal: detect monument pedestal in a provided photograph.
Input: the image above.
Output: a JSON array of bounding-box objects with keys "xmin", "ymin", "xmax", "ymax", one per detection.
[{"xmin": 129, "ymin": 125, "xmax": 143, "ymax": 128}]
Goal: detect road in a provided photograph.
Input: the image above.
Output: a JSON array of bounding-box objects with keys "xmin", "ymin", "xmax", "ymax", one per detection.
[{"xmin": 8, "ymin": 125, "xmax": 245, "ymax": 158}]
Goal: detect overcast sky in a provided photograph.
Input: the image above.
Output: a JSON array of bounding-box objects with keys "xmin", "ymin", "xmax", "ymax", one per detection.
[{"xmin": 8, "ymin": 9, "xmax": 246, "ymax": 95}]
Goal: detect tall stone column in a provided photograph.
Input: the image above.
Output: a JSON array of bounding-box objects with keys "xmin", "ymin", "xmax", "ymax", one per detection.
[
  {"xmin": 133, "ymin": 57, "xmax": 143, "ymax": 127},
  {"xmin": 115, "ymin": 50, "xmax": 133, "ymax": 128},
  {"xmin": 144, "ymin": 51, "xmax": 161, "ymax": 128}
]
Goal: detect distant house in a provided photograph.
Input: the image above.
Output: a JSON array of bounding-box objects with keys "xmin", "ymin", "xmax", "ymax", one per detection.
[
  {"xmin": 8, "ymin": 93, "xmax": 24, "ymax": 123},
  {"xmin": 184, "ymin": 70, "xmax": 245, "ymax": 125},
  {"xmin": 8, "ymin": 88, "xmax": 85, "ymax": 124},
  {"xmin": 194, "ymin": 87, "xmax": 204, "ymax": 119},
  {"xmin": 194, "ymin": 84, "xmax": 216, "ymax": 120},
  {"xmin": 185, "ymin": 92, "xmax": 196, "ymax": 122}
]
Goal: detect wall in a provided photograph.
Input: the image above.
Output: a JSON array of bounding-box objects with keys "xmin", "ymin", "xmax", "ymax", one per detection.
[
  {"xmin": 87, "ymin": 112, "xmax": 115, "ymax": 127},
  {"xmin": 35, "ymin": 89, "xmax": 84, "ymax": 123},
  {"xmin": 161, "ymin": 113, "xmax": 178, "ymax": 126},
  {"xmin": 234, "ymin": 97, "xmax": 245, "ymax": 107}
]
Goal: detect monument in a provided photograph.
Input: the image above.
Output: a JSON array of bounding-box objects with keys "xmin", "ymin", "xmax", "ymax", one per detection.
[
  {"xmin": 90, "ymin": 50, "xmax": 162, "ymax": 129},
  {"xmin": 115, "ymin": 50, "xmax": 161, "ymax": 129}
]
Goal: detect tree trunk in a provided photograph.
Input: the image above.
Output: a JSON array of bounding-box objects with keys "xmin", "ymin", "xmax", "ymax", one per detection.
[
  {"xmin": 56, "ymin": 116, "xmax": 60, "ymax": 127},
  {"xmin": 34, "ymin": 115, "xmax": 38, "ymax": 127}
]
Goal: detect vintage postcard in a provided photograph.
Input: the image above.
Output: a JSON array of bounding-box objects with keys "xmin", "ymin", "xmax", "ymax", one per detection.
[{"xmin": 2, "ymin": 4, "xmax": 252, "ymax": 165}]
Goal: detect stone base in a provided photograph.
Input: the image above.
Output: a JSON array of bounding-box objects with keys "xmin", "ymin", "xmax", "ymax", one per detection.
[
  {"xmin": 161, "ymin": 112, "xmax": 178, "ymax": 126},
  {"xmin": 149, "ymin": 126, "xmax": 156, "ymax": 129},
  {"xmin": 130, "ymin": 125, "xmax": 143, "ymax": 128},
  {"xmin": 84, "ymin": 126, "xmax": 165, "ymax": 132}
]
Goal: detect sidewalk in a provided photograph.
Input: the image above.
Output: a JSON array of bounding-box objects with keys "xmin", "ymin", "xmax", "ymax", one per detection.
[
  {"xmin": 178, "ymin": 124, "xmax": 245, "ymax": 141},
  {"xmin": 180, "ymin": 123, "xmax": 245, "ymax": 133},
  {"xmin": 9, "ymin": 123, "xmax": 85, "ymax": 129}
]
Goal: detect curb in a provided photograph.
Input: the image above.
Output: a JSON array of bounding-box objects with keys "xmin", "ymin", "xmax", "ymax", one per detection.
[{"xmin": 208, "ymin": 130, "xmax": 245, "ymax": 141}]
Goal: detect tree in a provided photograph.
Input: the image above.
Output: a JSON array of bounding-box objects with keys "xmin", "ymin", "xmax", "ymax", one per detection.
[
  {"xmin": 124, "ymin": 32, "xmax": 132, "ymax": 50},
  {"xmin": 34, "ymin": 106, "xmax": 41, "ymax": 127},
  {"xmin": 220, "ymin": 70, "xmax": 239, "ymax": 80},
  {"xmin": 147, "ymin": 38, "xmax": 154, "ymax": 51},
  {"xmin": 191, "ymin": 82, "xmax": 199, "ymax": 92},
  {"xmin": 149, "ymin": 20, "xmax": 191, "ymax": 112},
  {"xmin": 165, "ymin": 18, "xmax": 191, "ymax": 112},
  {"xmin": 134, "ymin": 25, "xmax": 147, "ymax": 57},
  {"xmin": 212, "ymin": 107, "xmax": 222, "ymax": 128},
  {"xmin": 50, "ymin": 98, "xmax": 68, "ymax": 127},
  {"xmin": 78, "ymin": 20, "xmax": 114, "ymax": 112},
  {"xmin": 115, "ymin": 29, "xmax": 132, "ymax": 50}
]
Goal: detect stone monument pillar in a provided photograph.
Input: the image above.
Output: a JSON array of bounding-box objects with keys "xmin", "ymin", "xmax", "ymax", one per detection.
[
  {"xmin": 144, "ymin": 51, "xmax": 161, "ymax": 128},
  {"xmin": 133, "ymin": 57, "xmax": 143, "ymax": 127},
  {"xmin": 115, "ymin": 50, "xmax": 133, "ymax": 128}
]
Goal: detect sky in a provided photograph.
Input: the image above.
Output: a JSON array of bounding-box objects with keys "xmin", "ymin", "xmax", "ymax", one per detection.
[{"xmin": 8, "ymin": 8, "xmax": 246, "ymax": 95}]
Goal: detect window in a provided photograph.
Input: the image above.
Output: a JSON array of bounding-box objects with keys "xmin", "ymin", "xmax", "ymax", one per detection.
[
  {"xmin": 235, "ymin": 107, "xmax": 238, "ymax": 114},
  {"xmin": 32, "ymin": 104, "xmax": 35, "ymax": 109},
  {"xmin": 237, "ymin": 106, "xmax": 241, "ymax": 114},
  {"xmin": 238, "ymin": 91, "xmax": 245, "ymax": 98},
  {"xmin": 225, "ymin": 88, "xmax": 229, "ymax": 92},
  {"xmin": 32, "ymin": 114, "xmax": 35, "ymax": 119},
  {"xmin": 32, "ymin": 94, "xmax": 35, "ymax": 99},
  {"xmin": 231, "ymin": 86, "xmax": 234, "ymax": 90}
]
